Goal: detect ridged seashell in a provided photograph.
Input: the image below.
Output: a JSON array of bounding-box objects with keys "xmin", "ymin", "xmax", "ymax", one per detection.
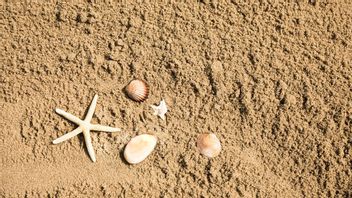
[
  {"xmin": 125, "ymin": 79, "xmax": 149, "ymax": 102},
  {"xmin": 124, "ymin": 134, "xmax": 157, "ymax": 164},
  {"xmin": 197, "ymin": 133, "xmax": 221, "ymax": 158}
]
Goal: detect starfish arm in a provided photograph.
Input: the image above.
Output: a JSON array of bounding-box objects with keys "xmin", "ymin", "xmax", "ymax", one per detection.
[
  {"xmin": 84, "ymin": 94, "xmax": 98, "ymax": 122},
  {"xmin": 52, "ymin": 127, "xmax": 83, "ymax": 144},
  {"xmin": 161, "ymin": 100, "xmax": 166, "ymax": 106},
  {"xmin": 83, "ymin": 129, "xmax": 96, "ymax": 162},
  {"xmin": 56, "ymin": 108, "xmax": 84, "ymax": 125},
  {"xmin": 159, "ymin": 114, "xmax": 166, "ymax": 120},
  {"xmin": 162, "ymin": 105, "xmax": 167, "ymax": 111},
  {"xmin": 91, "ymin": 124, "xmax": 121, "ymax": 132}
]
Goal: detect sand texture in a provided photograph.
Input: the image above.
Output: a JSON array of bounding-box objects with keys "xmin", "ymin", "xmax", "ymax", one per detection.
[{"xmin": 1, "ymin": 1, "xmax": 352, "ymax": 197}]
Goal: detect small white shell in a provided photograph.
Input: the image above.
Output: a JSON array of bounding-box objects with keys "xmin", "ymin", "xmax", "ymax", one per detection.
[
  {"xmin": 197, "ymin": 133, "xmax": 221, "ymax": 158},
  {"xmin": 125, "ymin": 79, "xmax": 149, "ymax": 102},
  {"xmin": 124, "ymin": 134, "xmax": 157, "ymax": 164}
]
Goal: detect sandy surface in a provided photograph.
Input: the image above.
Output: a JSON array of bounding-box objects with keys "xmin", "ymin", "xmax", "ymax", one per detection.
[{"xmin": 1, "ymin": 1, "xmax": 352, "ymax": 197}]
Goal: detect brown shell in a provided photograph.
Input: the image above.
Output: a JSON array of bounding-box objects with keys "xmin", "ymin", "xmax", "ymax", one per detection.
[
  {"xmin": 197, "ymin": 133, "xmax": 221, "ymax": 158},
  {"xmin": 125, "ymin": 79, "xmax": 149, "ymax": 102}
]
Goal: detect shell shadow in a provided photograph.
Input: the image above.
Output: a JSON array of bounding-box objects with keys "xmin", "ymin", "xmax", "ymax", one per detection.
[
  {"xmin": 119, "ymin": 144, "xmax": 130, "ymax": 165},
  {"xmin": 121, "ymin": 86, "xmax": 130, "ymax": 101}
]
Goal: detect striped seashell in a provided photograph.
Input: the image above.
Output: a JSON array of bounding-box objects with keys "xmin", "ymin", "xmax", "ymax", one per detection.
[
  {"xmin": 124, "ymin": 134, "xmax": 157, "ymax": 164},
  {"xmin": 197, "ymin": 133, "xmax": 221, "ymax": 158},
  {"xmin": 125, "ymin": 79, "xmax": 149, "ymax": 102}
]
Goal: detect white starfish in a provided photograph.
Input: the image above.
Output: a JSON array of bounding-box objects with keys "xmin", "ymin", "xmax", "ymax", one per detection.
[
  {"xmin": 150, "ymin": 99, "xmax": 168, "ymax": 120},
  {"xmin": 53, "ymin": 94, "xmax": 121, "ymax": 162}
]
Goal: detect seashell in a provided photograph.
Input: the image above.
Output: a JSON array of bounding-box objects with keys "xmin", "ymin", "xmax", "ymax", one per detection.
[
  {"xmin": 125, "ymin": 79, "xmax": 149, "ymax": 102},
  {"xmin": 197, "ymin": 133, "xmax": 221, "ymax": 158},
  {"xmin": 124, "ymin": 134, "xmax": 157, "ymax": 164}
]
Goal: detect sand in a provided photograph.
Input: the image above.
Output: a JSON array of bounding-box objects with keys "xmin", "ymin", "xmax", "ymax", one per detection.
[{"xmin": 1, "ymin": 1, "xmax": 351, "ymax": 197}]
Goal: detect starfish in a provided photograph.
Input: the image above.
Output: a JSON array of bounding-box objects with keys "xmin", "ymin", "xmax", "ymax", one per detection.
[
  {"xmin": 53, "ymin": 94, "xmax": 121, "ymax": 162},
  {"xmin": 150, "ymin": 99, "xmax": 168, "ymax": 120}
]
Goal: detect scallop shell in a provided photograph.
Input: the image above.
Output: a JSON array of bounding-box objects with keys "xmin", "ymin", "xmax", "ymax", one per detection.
[
  {"xmin": 124, "ymin": 134, "xmax": 157, "ymax": 164},
  {"xmin": 125, "ymin": 79, "xmax": 149, "ymax": 102},
  {"xmin": 197, "ymin": 133, "xmax": 221, "ymax": 158}
]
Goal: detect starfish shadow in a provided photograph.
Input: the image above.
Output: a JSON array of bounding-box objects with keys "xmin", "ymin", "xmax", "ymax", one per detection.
[{"xmin": 77, "ymin": 134, "xmax": 92, "ymax": 160}]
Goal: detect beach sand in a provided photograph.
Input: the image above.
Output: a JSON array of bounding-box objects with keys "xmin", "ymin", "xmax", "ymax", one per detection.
[{"xmin": 1, "ymin": 1, "xmax": 351, "ymax": 197}]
